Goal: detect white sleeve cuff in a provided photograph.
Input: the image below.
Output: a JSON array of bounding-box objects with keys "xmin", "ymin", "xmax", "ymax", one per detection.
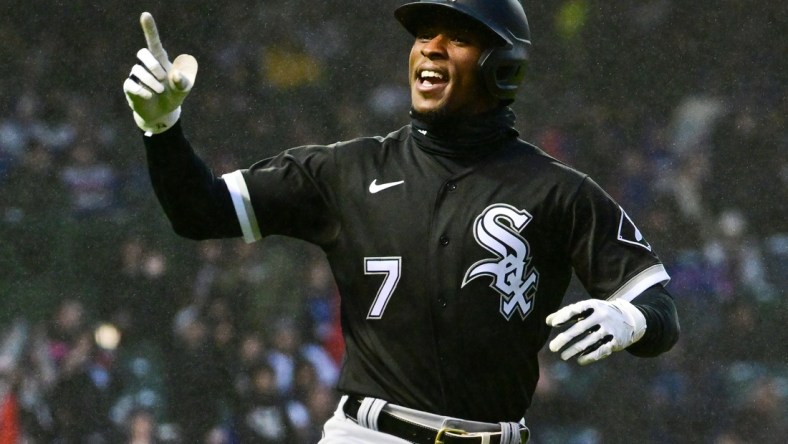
[
  {"xmin": 607, "ymin": 264, "xmax": 671, "ymax": 302},
  {"xmin": 222, "ymin": 170, "xmax": 262, "ymax": 243}
]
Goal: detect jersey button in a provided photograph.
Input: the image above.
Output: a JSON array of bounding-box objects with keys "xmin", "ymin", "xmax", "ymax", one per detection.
[
  {"xmin": 439, "ymin": 235, "xmax": 450, "ymax": 246},
  {"xmin": 446, "ymin": 182, "xmax": 457, "ymax": 192},
  {"xmin": 438, "ymin": 297, "xmax": 447, "ymax": 307}
]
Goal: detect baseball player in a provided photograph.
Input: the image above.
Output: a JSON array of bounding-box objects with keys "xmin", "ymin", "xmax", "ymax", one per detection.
[{"xmin": 123, "ymin": 1, "xmax": 680, "ymax": 443}]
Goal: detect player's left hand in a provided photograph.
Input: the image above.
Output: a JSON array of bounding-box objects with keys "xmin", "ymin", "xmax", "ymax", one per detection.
[{"xmin": 545, "ymin": 299, "xmax": 646, "ymax": 365}]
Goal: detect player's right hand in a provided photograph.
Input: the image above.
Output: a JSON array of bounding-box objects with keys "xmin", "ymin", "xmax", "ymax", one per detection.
[{"xmin": 123, "ymin": 12, "xmax": 198, "ymax": 135}]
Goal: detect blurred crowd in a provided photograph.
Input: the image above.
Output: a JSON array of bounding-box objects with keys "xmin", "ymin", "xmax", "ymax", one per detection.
[{"xmin": 0, "ymin": 0, "xmax": 785, "ymax": 443}]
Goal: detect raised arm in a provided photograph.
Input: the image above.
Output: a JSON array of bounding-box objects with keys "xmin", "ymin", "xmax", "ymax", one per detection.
[{"xmin": 123, "ymin": 12, "xmax": 240, "ymax": 240}]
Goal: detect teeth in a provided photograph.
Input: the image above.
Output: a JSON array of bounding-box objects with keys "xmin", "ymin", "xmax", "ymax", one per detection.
[{"xmin": 420, "ymin": 70, "xmax": 444, "ymax": 80}]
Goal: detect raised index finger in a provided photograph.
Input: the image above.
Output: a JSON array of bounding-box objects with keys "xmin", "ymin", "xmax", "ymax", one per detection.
[{"xmin": 140, "ymin": 12, "xmax": 167, "ymax": 62}]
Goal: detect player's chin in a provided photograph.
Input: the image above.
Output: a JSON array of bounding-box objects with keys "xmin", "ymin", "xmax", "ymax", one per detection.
[
  {"xmin": 411, "ymin": 95, "xmax": 445, "ymax": 114},
  {"xmin": 410, "ymin": 107, "xmax": 452, "ymax": 127},
  {"xmin": 411, "ymin": 96, "xmax": 453, "ymax": 124}
]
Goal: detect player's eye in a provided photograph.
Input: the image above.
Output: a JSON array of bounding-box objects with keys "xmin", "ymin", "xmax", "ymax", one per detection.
[
  {"xmin": 450, "ymin": 30, "xmax": 475, "ymax": 45},
  {"xmin": 451, "ymin": 35, "xmax": 469, "ymax": 45},
  {"xmin": 416, "ymin": 32, "xmax": 436, "ymax": 42}
]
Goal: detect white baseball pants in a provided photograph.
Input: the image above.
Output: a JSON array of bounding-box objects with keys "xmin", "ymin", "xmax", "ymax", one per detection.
[{"xmin": 318, "ymin": 396, "xmax": 410, "ymax": 443}]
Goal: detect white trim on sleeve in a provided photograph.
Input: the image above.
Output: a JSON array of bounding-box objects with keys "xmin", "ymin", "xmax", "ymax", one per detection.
[
  {"xmin": 221, "ymin": 170, "xmax": 261, "ymax": 244},
  {"xmin": 607, "ymin": 264, "xmax": 671, "ymax": 302}
]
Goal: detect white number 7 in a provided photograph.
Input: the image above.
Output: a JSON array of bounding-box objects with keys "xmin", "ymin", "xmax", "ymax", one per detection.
[{"xmin": 364, "ymin": 257, "xmax": 401, "ymax": 319}]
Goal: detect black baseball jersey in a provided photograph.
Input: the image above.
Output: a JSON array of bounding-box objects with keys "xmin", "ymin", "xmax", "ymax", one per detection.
[{"xmin": 207, "ymin": 111, "xmax": 670, "ymax": 422}]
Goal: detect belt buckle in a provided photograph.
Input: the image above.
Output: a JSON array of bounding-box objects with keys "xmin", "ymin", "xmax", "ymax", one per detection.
[{"xmin": 435, "ymin": 427, "xmax": 468, "ymax": 444}]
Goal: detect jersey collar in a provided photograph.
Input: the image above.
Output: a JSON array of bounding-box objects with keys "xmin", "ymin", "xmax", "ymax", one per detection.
[{"xmin": 409, "ymin": 106, "xmax": 519, "ymax": 158}]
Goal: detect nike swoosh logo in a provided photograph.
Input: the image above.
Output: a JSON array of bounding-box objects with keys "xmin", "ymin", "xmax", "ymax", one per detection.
[{"xmin": 369, "ymin": 179, "xmax": 405, "ymax": 194}]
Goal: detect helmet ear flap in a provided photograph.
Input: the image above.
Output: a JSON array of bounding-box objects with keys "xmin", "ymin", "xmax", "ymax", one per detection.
[{"xmin": 479, "ymin": 47, "xmax": 529, "ymax": 101}]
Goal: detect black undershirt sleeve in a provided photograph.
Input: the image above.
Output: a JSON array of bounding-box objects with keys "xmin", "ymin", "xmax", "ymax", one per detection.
[
  {"xmin": 142, "ymin": 121, "xmax": 242, "ymax": 240},
  {"xmin": 627, "ymin": 284, "xmax": 680, "ymax": 357}
]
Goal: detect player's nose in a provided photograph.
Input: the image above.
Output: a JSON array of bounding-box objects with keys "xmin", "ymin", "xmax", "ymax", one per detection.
[{"xmin": 420, "ymin": 34, "xmax": 448, "ymax": 59}]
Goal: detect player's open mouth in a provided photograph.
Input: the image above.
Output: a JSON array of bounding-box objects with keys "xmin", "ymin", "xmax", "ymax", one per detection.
[{"xmin": 416, "ymin": 68, "xmax": 448, "ymax": 91}]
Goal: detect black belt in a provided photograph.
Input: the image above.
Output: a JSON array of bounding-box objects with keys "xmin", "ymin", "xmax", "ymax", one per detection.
[{"xmin": 342, "ymin": 396, "xmax": 529, "ymax": 444}]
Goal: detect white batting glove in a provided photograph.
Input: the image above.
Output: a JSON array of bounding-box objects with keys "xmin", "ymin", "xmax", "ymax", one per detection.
[
  {"xmin": 545, "ymin": 299, "xmax": 646, "ymax": 366},
  {"xmin": 123, "ymin": 12, "xmax": 198, "ymax": 135}
]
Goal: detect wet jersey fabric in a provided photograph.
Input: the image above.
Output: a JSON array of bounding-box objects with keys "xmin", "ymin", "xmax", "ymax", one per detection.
[{"xmin": 212, "ymin": 108, "xmax": 670, "ymax": 422}]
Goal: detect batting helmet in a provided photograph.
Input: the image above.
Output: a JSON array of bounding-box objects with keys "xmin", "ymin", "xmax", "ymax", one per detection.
[{"xmin": 395, "ymin": 0, "xmax": 532, "ymax": 102}]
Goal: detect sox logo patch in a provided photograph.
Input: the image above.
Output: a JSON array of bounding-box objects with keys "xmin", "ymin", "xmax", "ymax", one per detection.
[{"xmin": 462, "ymin": 204, "xmax": 539, "ymax": 321}]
